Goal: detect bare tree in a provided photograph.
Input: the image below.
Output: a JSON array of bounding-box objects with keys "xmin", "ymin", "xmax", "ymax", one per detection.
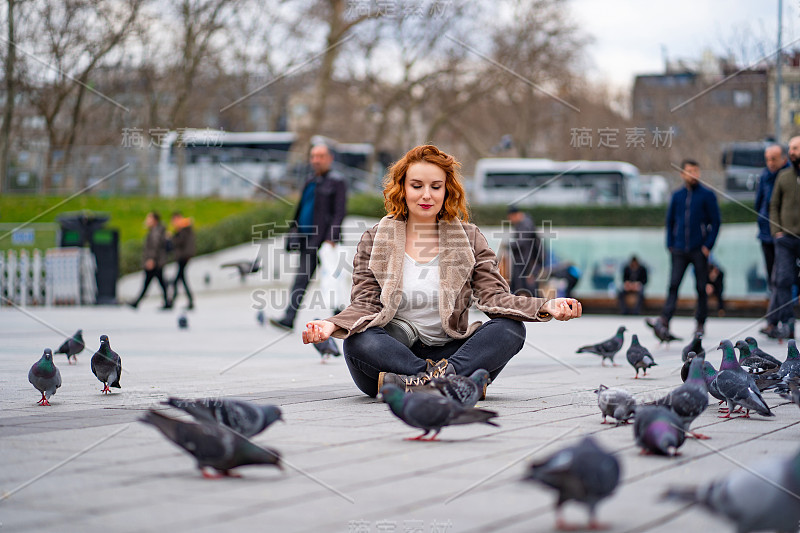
[
  {"xmin": 0, "ymin": 0, "xmax": 21, "ymax": 193},
  {"xmin": 19, "ymin": 0, "xmax": 143, "ymax": 192}
]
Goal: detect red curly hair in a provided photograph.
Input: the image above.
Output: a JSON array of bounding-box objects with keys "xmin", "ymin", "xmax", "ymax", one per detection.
[{"xmin": 383, "ymin": 144, "xmax": 469, "ymax": 222}]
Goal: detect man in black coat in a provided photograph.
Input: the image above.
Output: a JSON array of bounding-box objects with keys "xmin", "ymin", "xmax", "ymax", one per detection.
[{"xmin": 271, "ymin": 143, "xmax": 347, "ymax": 330}]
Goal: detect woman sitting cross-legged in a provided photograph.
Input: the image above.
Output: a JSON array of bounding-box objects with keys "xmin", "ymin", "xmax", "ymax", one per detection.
[{"xmin": 302, "ymin": 144, "xmax": 582, "ymax": 398}]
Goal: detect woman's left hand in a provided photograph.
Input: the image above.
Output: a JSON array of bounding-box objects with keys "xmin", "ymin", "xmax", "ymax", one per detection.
[{"xmin": 542, "ymin": 298, "xmax": 582, "ymax": 321}]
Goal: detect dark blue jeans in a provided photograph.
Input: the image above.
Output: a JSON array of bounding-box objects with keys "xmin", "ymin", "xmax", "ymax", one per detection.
[
  {"xmin": 662, "ymin": 248, "xmax": 708, "ymax": 325},
  {"xmin": 343, "ymin": 318, "xmax": 526, "ymax": 397},
  {"xmin": 773, "ymin": 235, "xmax": 800, "ymax": 327}
]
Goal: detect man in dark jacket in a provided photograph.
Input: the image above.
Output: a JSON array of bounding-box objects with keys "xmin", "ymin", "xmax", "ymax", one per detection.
[
  {"xmin": 507, "ymin": 206, "xmax": 542, "ymax": 296},
  {"xmin": 271, "ymin": 143, "xmax": 347, "ymax": 330},
  {"xmin": 169, "ymin": 211, "xmax": 196, "ymax": 310},
  {"xmin": 129, "ymin": 211, "xmax": 170, "ymax": 309},
  {"xmin": 618, "ymin": 255, "xmax": 648, "ymax": 315},
  {"xmin": 755, "ymin": 144, "xmax": 788, "ymax": 336},
  {"xmin": 769, "ymin": 136, "xmax": 800, "ymax": 340},
  {"xmin": 648, "ymin": 159, "xmax": 720, "ymax": 336}
]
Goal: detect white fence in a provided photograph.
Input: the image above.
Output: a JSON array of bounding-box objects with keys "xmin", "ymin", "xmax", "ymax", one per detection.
[{"xmin": 0, "ymin": 248, "xmax": 96, "ymax": 306}]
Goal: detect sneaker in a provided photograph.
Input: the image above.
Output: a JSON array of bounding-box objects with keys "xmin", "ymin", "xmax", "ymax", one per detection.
[
  {"xmin": 425, "ymin": 358, "xmax": 455, "ymax": 379},
  {"xmin": 759, "ymin": 324, "xmax": 777, "ymax": 336},
  {"xmin": 269, "ymin": 318, "xmax": 293, "ymax": 331},
  {"xmin": 378, "ymin": 371, "xmax": 431, "ymax": 392},
  {"xmin": 695, "ymin": 322, "xmax": 705, "ymax": 335}
]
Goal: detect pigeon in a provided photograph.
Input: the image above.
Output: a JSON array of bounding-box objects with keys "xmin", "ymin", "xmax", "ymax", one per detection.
[
  {"xmin": 576, "ymin": 326, "xmax": 626, "ymax": 366},
  {"xmin": 760, "ymin": 339, "xmax": 800, "ymax": 394},
  {"xmin": 54, "ymin": 329, "xmax": 84, "ymax": 365},
  {"xmin": 777, "ymin": 378, "xmax": 800, "ymax": 409},
  {"xmin": 523, "ymin": 436, "xmax": 620, "ymax": 531},
  {"xmin": 311, "ymin": 320, "xmax": 341, "ymax": 362},
  {"xmin": 28, "ymin": 348, "xmax": 62, "ymax": 406},
  {"xmin": 163, "ymin": 397, "xmax": 283, "ymax": 438},
  {"xmin": 430, "ymin": 369, "xmax": 491, "ymax": 408},
  {"xmin": 714, "ymin": 340, "xmax": 773, "ymax": 419},
  {"xmin": 745, "ymin": 336, "xmax": 782, "ymax": 367},
  {"xmin": 178, "ymin": 314, "xmax": 188, "ymax": 329},
  {"xmin": 256, "ymin": 310, "xmax": 265, "ymax": 326},
  {"xmin": 594, "ymin": 384, "xmax": 636, "ymax": 425},
  {"xmin": 680, "ymin": 351, "xmax": 716, "ymax": 383},
  {"xmin": 379, "ymin": 384, "xmax": 498, "ymax": 441},
  {"xmin": 221, "ymin": 257, "xmax": 261, "ymax": 282},
  {"xmin": 140, "ymin": 409, "xmax": 281, "ymax": 478},
  {"xmin": 645, "ymin": 317, "xmax": 682, "ymax": 344},
  {"xmin": 654, "ymin": 356, "xmax": 710, "ymax": 439},
  {"xmin": 663, "ymin": 446, "xmax": 800, "ymax": 533},
  {"xmin": 681, "ymin": 331, "xmax": 704, "ymax": 363},
  {"xmin": 633, "ymin": 405, "xmax": 686, "ymax": 456},
  {"xmin": 626, "ymin": 334, "xmax": 657, "ymax": 378},
  {"xmin": 91, "ymin": 334, "xmax": 122, "ymax": 394},
  {"xmin": 734, "ymin": 339, "xmax": 778, "ymax": 373}
]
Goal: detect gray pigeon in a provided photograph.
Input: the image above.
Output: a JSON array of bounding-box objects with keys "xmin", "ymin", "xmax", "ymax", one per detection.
[
  {"xmin": 633, "ymin": 405, "xmax": 686, "ymax": 456},
  {"xmin": 28, "ymin": 348, "xmax": 62, "ymax": 406},
  {"xmin": 140, "ymin": 409, "xmax": 282, "ymax": 478},
  {"xmin": 163, "ymin": 397, "xmax": 283, "ymax": 438},
  {"xmin": 379, "ymin": 384, "xmax": 498, "ymax": 441},
  {"xmin": 91, "ymin": 334, "xmax": 122, "ymax": 394},
  {"xmin": 430, "ymin": 369, "xmax": 491, "ymax": 408},
  {"xmin": 680, "ymin": 351, "xmax": 716, "ymax": 383},
  {"xmin": 178, "ymin": 314, "xmax": 188, "ymax": 329},
  {"xmin": 594, "ymin": 385, "xmax": 636, "ymax": 425},
  {"xmin": 681, "ymin": 331, "xmax": 704, "ymax": 363},
  {"xmin": 663, "ymin": 446, "xmax": 800, "ymax": 533},
  {"xmin": 256, "ymin": 310, "xmax": 265, "ymax": 326},
  {"xmin": 576, "ymin": 326, "xmax": 626, "ymax": 366},
  {"xmin": 626, "ymin": 334, "xmax": 657, "ymax": 378},
  {"xmin": 761, "ymin": 340, "xmax": 800, "ymax": 395},
  {"xmin": 745, "ymin": 336, "xmax": 782, "ymax": 367},
  {"xmin": 715, "ymin": 340, "xmax": 773, "ymax": 419},
  {"xmin": 654, "ymin": 356, "xmax": 710, "ymax": 439},
  {"xmin": 523, "ymin": 436, "xmax": 620, "ymax": 531},
  {"xmin": 54, "ymin": 329, "xmax": 84, "ymax": 365},
  {"xmin": 645, "ymin": 317, "xmax": 682, "ymax": 344},
  {"xmin": 313, "ymin": 337, "xmax": 341, "ymax": 362},
  {"xmin": 777, "ymin": 378, "xmax": 800, "ymax": 409},
  {"xmin": 734, "ymin": 340, "xmax": 778, "ymax": 373}
]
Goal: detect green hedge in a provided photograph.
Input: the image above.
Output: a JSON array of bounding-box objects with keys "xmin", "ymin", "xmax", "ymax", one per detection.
[
  {"xmin": 120, "ymin": 202, "xmax": 295, "ymax": 275},
  {"xmin": 346, "ymin": 194, "xmax": 758, "ymax": 227}
]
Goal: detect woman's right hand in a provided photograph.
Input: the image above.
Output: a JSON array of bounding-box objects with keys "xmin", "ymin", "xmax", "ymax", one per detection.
[{"xmin": 302, "ymin": 320, "xmax": 338, "ymax": 344}]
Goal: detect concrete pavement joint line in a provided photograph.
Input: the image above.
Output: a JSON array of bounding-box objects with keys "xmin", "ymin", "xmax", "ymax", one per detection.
[
  {"xmin": 220, "ymin": 33, "xmax": 355, "ymax": 113},
  {"xmin": 0, "ymin": 164, "xmax": 130, "ymax": 242},
  {"xmin": 219, "ymin": 329, "xmax": 295, "ymax": 374},
  {"xmin": 0, "ymin": 424, "xmax": 130, "ymax": 502},
  {"xmin": 444, "ymin": 34, "xmax": 580, "ymax": 113},
  {"xmin": 0, "ymin": 296, "xmax": 133, "ymax": 376},
  {"xmin": 0, "ymin": 36, "xmax": 131, "ymax": 113},
  {"xmin": 218, "ymin": 163, "xmax": 295, "ymax": 206},
  {"xmin": 675, "ymin": 422, "xmax": 800, "ymax": 503},
  {"xmin": 443, "ymin": 425, "xmax": 580, "ymax": 505},
  {"xmin": 671, "ymin": 34, "xmax": 800, "ymax": 112}
]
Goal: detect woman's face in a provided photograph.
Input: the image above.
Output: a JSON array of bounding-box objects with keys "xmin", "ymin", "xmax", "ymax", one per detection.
[{"xmin": 404, "ymin": 162, "xmax": 446, "ymax": 222}]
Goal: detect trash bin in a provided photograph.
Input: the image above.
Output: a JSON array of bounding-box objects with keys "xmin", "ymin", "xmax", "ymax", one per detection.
[{"xmin": 56, "ymin": 212, "xmax": 117, "ymax": 304}]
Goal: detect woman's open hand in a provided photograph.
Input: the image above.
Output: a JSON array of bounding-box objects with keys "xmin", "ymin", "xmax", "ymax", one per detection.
[
  {"xmin": 302, "ymin": 320, "xmax": 338, "ymax": 344},
  {"xmin": 542, "ymin": 298, "xmax": 582, "ymax": 321}
]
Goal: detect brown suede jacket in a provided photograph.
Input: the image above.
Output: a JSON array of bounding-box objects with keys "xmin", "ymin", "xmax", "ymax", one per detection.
[{"xmin": 328, "ymin": 216, "xmax": 552, "ymax": 339}]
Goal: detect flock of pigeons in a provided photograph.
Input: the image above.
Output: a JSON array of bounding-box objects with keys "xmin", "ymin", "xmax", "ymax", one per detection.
[{"xmin": 24, "ymin": 323, "xmax": 800, "ymax": 532}]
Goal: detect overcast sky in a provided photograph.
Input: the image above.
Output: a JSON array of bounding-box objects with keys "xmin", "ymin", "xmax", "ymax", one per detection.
[{"xmin": 569, "ymin": 0, "xmax": 799, "ymax": 89}]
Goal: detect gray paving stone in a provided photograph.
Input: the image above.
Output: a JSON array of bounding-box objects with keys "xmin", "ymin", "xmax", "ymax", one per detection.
[{"xmin": 2, "ymin": 289, "xmax": 798, "ymax": 532}]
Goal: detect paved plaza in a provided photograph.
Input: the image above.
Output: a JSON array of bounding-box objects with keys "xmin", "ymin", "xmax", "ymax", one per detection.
[{"xmin": 1, "ymin": 280, "xmax": 798, "ymax": 532}]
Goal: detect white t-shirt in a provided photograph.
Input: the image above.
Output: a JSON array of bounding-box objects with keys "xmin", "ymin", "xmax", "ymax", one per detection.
[{"xmin": 395, "ymin": 253, "xmax": 452, "ymax": 346}]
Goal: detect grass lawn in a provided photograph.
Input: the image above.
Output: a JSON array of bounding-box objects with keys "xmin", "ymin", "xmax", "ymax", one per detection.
[{"xmin": 0, "ymin": 196, "xmax": 266, "ymax": 251}]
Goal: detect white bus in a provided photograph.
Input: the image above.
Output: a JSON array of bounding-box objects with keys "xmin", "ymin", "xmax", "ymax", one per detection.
[
  {"xmin": 471, "ymin": 158, "xmax": 643, "ymax": 206},
  {"xmin": 158, "ymin": 130, "xmax": 378, "ymax": 197}
]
